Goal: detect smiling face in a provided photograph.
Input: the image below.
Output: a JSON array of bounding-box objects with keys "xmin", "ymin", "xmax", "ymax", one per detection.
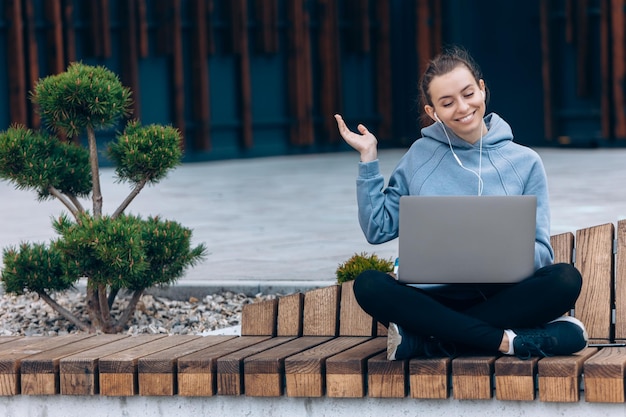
[{"xmin": 424, "ymin": 65, "xmax": 487, "ymax": 144}]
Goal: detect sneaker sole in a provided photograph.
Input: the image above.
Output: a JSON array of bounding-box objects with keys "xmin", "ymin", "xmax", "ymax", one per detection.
[{"xmin": 387, "ymin": 323, "xmax": 402, "ymax": 361}]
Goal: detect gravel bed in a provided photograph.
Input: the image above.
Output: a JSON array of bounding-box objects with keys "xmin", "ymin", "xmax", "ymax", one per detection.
[{"xmin": 0, "ymin": 290, "xmax": 279, "ymax": 336}]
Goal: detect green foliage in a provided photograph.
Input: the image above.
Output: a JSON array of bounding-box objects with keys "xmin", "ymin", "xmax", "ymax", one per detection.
[
  {"xmin": 0, "ymin": 125, "xmax": 92, "ymax": 199},
  {"xmin": 107, "ymin": 120, "xmax": 183, "ymax": 185},
  {"xmin": 51, "ymin": 214, "xmax": 206, "ymax": 292},
  {"xmin": 0, "ymin": 62, "xmax": 207, "ymax": 333},
  {"xmin": 336, "ymin": 252, "xmax": 394, "ymax": 284},
  {"xmin": 1, "ymin": 243, "xmax": 73, "ymax": 295},
  {"xmin": 32, "ymin": 62, "xmax": 132, "ymax": 137}
]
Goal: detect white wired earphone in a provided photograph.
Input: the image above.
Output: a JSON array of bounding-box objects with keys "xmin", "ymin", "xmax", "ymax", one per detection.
[{"xmin": 434, "ymin": 89, "xmax": 485, "ymax": 195}]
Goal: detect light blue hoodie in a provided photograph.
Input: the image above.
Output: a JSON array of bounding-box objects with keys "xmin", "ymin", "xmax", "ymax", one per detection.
[{"xmin": 356, "ymin": 113, "xmax": 554, "ymax": 271}]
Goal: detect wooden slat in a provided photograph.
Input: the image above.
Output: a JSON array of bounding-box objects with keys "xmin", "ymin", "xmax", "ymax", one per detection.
[
  {"xmin": 326, "ymin": 337, "xmax": 386, "ymax": 398},
  {"xmin": 576, "ymin": 0, "xmax": 590, "ymax": 97},
  {"xmin": 303, "ymin": 285, "xmax": 340, "ymax": 336},
  {"xmin": 44, "ymin": 0, "xmax": 65, "ymax": 74},
  {"xmin": 6, "ymin": 0, "xmax": 28, "ymax": 125},
  {"xmin": 409, "ymin": 357, "xmax": 451, "ymax": 399},
  {"xmin": 0, "ymin": 335, "xmax": 92, "ymax": 396},
  {"xmin": 611, "ymin": 0, "xmax": 626, "ymax": 138},
  {"xmin": 254, "ymin": 0, "xmax": 278, "ymax": 53},
  {"xmin": 286, "ymin": 0, "xmax": 314, "ymax": 146},
  {"xmin": 99, "ymin": 335, "xmax": 196, "ymax": 396},
  {"xmin": 136, "ymin": 0, "xmax": 149, "ymax": 58},
  {"xmin": 374, "ymin": 0, "xmax": 392, "ymax": 141},
  {"xmin": 494, "ymin": 356, "xmax": 539, "ymax": 401},
  {"xmin": 172, "ymin": 336, "xmax": 250, "ymax": 396},
  {"xmin": 574, "ymin": 223, "xmax": 615, "ymax": 342},
  {"xmin": 169, "ymin": 0, "xmax": 185, "ymax": 139},
  {"xmin": 339, "ymin": 280, "xmax": 375, "ymax": 336},
  {"xmin": 277, "ymin": 292, "xmax": 304, "ymax": 336},
  {"xmin": 23, "ymin": 0, "xmax": 40, "ymax": 128},
  {"xmin": 63, "ymin": 0, "xmax": 77, "ymax": 64},
  {"xmin": 20, "ymin": 334, "xmax": 126, "ymax": 395},
  {"xmin": 415, "ymin": 0, "xmax": 433, "ymax": 77},
  {"xmin": 60, "ymin": 334, "xmax": 167, "ymax": 395},
  {"xmin": 600, "ymin": 0, "xmax": 611, "ymax": 139},
  {"xmin": 345, "ymin": 0, "xmax": 370, "ymax": 53},
  {"xmin": 452, "ymin": 356, "xmax": 497, "ymax": 400},
  {"xmin": 120, "ymin": 0, "xmax": 141, "ymax": 119},
  {"xmin": 100, "ymin": 0, "xmax": 111, "ymax": 57},
  {"xmin": 243, "ymin": 336, "xmax": 332, "ymax": 397},
  {"xmin": 367, "ymin": 351, "xmax": 407, "ymax": 398},
  {"xmin": 139, "ymin": 335, "xmax": 235, "ymax": 396},
  {"xmin": 551, "ymin": 232, "xmax": 574, "ymax": 264},
  {"xmin": 539, "ymin": 0, "xmax": 554, "ymax": 140},
  {"xmin": 284, "ymin": 337, "xmax": 368, "ymax": 397},
  {"xmin": 216, "ymin": 336, "xmax": 292, "ymax": 396},
  {"xmin": 584, "ymin": 346, "xmax": 626, "ymax": 402},
  {"xmin": 614, "ymin": 220, "xmax": 626, "ymax": 340},
  {"xmin": 538, "ymin": 347, "xmax": 598, "ymax": 402},
  {"xmin": 190, "ymin": 0, "xmax": 211, "ymax": 151},
  {"xmin": 232, "ymin": 0, "xmax": 253, "ymax": 149},
  {"xmin": 241, "ymin": 298, "xmax": 277, "ymax": 336},
  {"xmin": 317, "ymin": 0, "xmax": 341, "ymax": 143}
]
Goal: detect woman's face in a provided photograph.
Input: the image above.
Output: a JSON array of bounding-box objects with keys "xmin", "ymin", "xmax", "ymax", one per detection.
[{"xmin": 425, "ymin": 66, "xmax": 486, "ymax": 144}]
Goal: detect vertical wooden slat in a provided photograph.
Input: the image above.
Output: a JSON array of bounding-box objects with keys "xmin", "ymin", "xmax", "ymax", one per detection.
[
  {"xmin": 170, "ymin": 0, "xmax": 185, "ymax": 141},
  {"xmin": 317, "ymin": 0, "xmax": 341, "ymax": 143},
  {"xmin": 6, "ymin": 0, "xmax": 28, "ymax": 126},
  {"xmin": 576, "ymin": 0, "xmax": 590, "ymax": 97},
  {"xmin": 574, "ymin": 223, "xmax": 615, "ymax": 342},
  {"xmin": 339, "ymin": 280, "xmax": 375, "ymax": 337},
  {"xmin": 44, "ymin": 0, "xmax": 65, "ymax": 74},
  {"xmin": 287, "ymin": 0, "xmax": 314, "ymax": 146},
  {"xmin": 277, "ymin": 292, "xmax": 304, "ymax": 336},
  {"xmin": 345, "ymin": 0, "xmax": 370, "ymax": 53},
  {"xmin": 63, "ymin": 0, "xmax": 76, "ymax": 64},
  {"xmin": 154, "ymin": 0, "xmax": 170, "ymax": 56},
  {"xmin": 23, "ymin": 0, "xmax": 39, "ymax": 128},
  {"xmin": 191, "ymin": 0, "xmax": 211, "ymax": 151},
  {"xmin": 611, "ymin": 0, "xmax": 626, "ymax": 138},
  {"xmin": 136, "ymin": 0, "xmax": 149, "ymax": 58},
  {"xmin": 374, "ymin": 0, "xmax": 392, "ymax": 141},
  {"xmin": 416, "ymin": 0, "xmax": 432, "ymax": 78},
  {"xmin": 254, "ymin": 0, "xmax": 278, "ymax": 54},
  {"xmin": 540, "ymin": 0, "xmax": 554, "ymax": 140},
  {"xmin": 229, "ymin": 0, "xmax": 253, "ymax": 149},
  {"xmin": 551, "ymin": 232, "xmax": 574, "ymax": 265},
  {"xmin": 614, "ymin": 220, "xmax": 626, "ymax": 340},
  {"xmin": 119, "ymin": 0, "xmax": 141, "ymax": 120},
  {"xmin": 241, "ymin": 299, "xmax": 278, "ymax": 336},
  {"xmin": 600, "ymin": 0, "xmax": 612, "ymax": 139},
  {"xmin": 206, "ymin": 0, "xmax": 215, "ymax": 55},
  {"xmin": 565, "ymin": 0, "xmax": 575, "ymax": 43},
  {"xmin": 302, "ymin": 285, "xmax": 340, "ymax": 336},
  {"xmin": 99, "ymin": 0, "xmax": 111, "ymax": 58}
]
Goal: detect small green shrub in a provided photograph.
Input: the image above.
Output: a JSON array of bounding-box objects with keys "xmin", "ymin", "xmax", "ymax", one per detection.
[{"xmin": 336, "ymin": 252, "xmax": 394, "ymax": 284}]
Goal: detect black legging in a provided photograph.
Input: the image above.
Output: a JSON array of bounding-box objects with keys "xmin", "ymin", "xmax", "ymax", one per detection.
[{"xmin": 353, "ymin": 263, "xmax": 582, "ymax": 353}]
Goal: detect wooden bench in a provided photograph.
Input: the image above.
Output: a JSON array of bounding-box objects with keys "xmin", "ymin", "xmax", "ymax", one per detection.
[{"xmin": 0, "ymin": 220, "xmax": 625, "ymax": 407}]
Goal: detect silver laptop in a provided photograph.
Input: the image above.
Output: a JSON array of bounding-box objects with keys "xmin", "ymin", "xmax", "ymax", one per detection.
[{"xmin": 397, "ymin": 195, "xmax": 536, "ymax": 284}]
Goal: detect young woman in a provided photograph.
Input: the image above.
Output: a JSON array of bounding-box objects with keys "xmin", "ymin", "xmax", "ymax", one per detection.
[{"xmin": 334, "ymin": 47, "xmax": 588, "ymax": 360}]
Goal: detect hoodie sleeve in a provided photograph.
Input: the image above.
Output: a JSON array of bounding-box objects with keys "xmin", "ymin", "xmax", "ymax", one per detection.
[
  {"xmin": 523, "ymin": 154, "xmax": 554, "ymax": 268},
  {"xmin": 355, "ymin": 159, "xmax": 408, "ymax": 244}
]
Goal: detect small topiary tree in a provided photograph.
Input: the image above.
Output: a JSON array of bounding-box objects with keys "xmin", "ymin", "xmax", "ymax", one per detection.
[
  {"xmin": 335, "ymin": 252, "xmax": 394, "ymax": 284},
  {"xmin": 0, "ymin": 62, "xmax": 206, "ymax": 333}
]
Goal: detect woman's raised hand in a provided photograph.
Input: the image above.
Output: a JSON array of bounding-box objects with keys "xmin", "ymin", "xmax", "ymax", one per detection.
[{"xmin": 334, "ymin": 114, "xmax": 378, "ymax": 162}]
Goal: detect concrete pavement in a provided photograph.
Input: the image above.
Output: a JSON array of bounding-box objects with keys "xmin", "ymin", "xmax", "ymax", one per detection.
[{"xmin": 1, "ymin": 147, "xmax": 625, "ymax": 297}]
